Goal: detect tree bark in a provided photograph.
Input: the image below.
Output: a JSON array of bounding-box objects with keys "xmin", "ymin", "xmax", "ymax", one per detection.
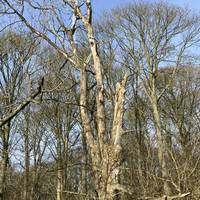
[
  {"xmin": 150, "ymin": 89, "xmax": 171, "ymax": 196},
  {"xmin": 23, "ymin": 126, "xmax": 30, "ymax": 200},
  {"xmin": 56, "ymin": 107, "xmax": 63, "ymax": 200},
  {"xmin": 77, "ymin": 1, "xmax": 128, "ymax": 198},
  {"xmin": 0, "ymin": 123, "xmax": 10, "ymax": 200}
]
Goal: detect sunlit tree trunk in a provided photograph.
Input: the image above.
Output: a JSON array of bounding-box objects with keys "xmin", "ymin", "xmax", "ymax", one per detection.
[
  {"xmin": 56, "ymin": 108, "xmax": 63, "ymax": 200},
  {"xmin": 77, "ymin": 1, "xmax": 128, "ymax": 198}
]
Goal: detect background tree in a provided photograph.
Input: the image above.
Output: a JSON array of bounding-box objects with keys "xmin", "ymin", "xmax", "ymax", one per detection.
[{"xmin": 0, "ymin": 31, "xmax": 39, "ymax": 199}]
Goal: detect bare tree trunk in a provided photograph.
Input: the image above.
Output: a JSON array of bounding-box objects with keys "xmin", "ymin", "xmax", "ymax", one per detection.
[
  {"xmin": 23, "ymin": 114, "xmax": 30, "ymax": 200},
  {"xmin": 80, "ymin": 74, "xmax": 128, "ymax": 200},
  {"xmin": 56, "ymin": 107, "xmax": 63, "ymax": 200},
  {"xmin": 150, "ymin": 93, "xmax": 171, "ymax": 196},
  {"xmin": 79, "ymin": 135, "xmax": 88, "ymax": 194},
  {"xmin": 24, "ymin": 129, "xmax": 30, "ymax": 200},
  {"xmin": 31, "ymin": 157, "xmax": 38, "ymax": 200},
  {"xmin": 57, "ymin": 167, "xmax": 63, "ymax": 200},
  {"xmin": 31, "ymin": 130, "xmax": 40, "ymax": 200},
  {"xmin": 0, "ymin": 123, "xmax": 10, "ymax": 200},
  {"xmin": 107, "ymin": 76, "xmax": 128, "ymax": 199},
  {"xmin": 77, "ymin": 2, "xmax": 129, "ymax": 198},
  {"xmin": 79, "ymin": 65, "xmax": 100, "ymax": 197},
  {"xmin": 62, "ymin": 137, "xmax": 68, "ymax": 199}
]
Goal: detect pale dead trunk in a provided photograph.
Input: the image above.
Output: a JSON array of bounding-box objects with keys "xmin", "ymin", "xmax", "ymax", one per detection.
[
  {"xmin": 77, "ymin": 1, "xmax": 128, "ymax": 198},
  {"xmin": 80, "ymin": 67, "xmax": 128, "ymax": 199},
  {"xmin": 107, "ymin": 76, "xmax": 128, "ymax": 199}
]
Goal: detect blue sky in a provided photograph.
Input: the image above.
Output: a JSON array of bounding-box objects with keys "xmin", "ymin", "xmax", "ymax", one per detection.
[{"xmin": 93, "ymin": 0, "xmax": 200, "ymax": 16}]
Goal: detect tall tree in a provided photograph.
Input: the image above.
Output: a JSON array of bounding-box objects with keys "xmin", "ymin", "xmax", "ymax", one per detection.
[{"xmin": 97, "ymin": 2, "xmax": 200, "ymax": 198}]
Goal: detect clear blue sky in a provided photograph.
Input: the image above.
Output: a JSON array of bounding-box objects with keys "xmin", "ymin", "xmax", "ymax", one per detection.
[{"xmin": 93, "ymin": 0, "xmax": 200, "ymax": 16}]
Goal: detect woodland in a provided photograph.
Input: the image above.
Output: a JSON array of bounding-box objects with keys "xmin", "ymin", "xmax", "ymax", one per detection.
[{"xmin": 0, "ymin": 1, "xmax": 200, "ymax": 200}]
